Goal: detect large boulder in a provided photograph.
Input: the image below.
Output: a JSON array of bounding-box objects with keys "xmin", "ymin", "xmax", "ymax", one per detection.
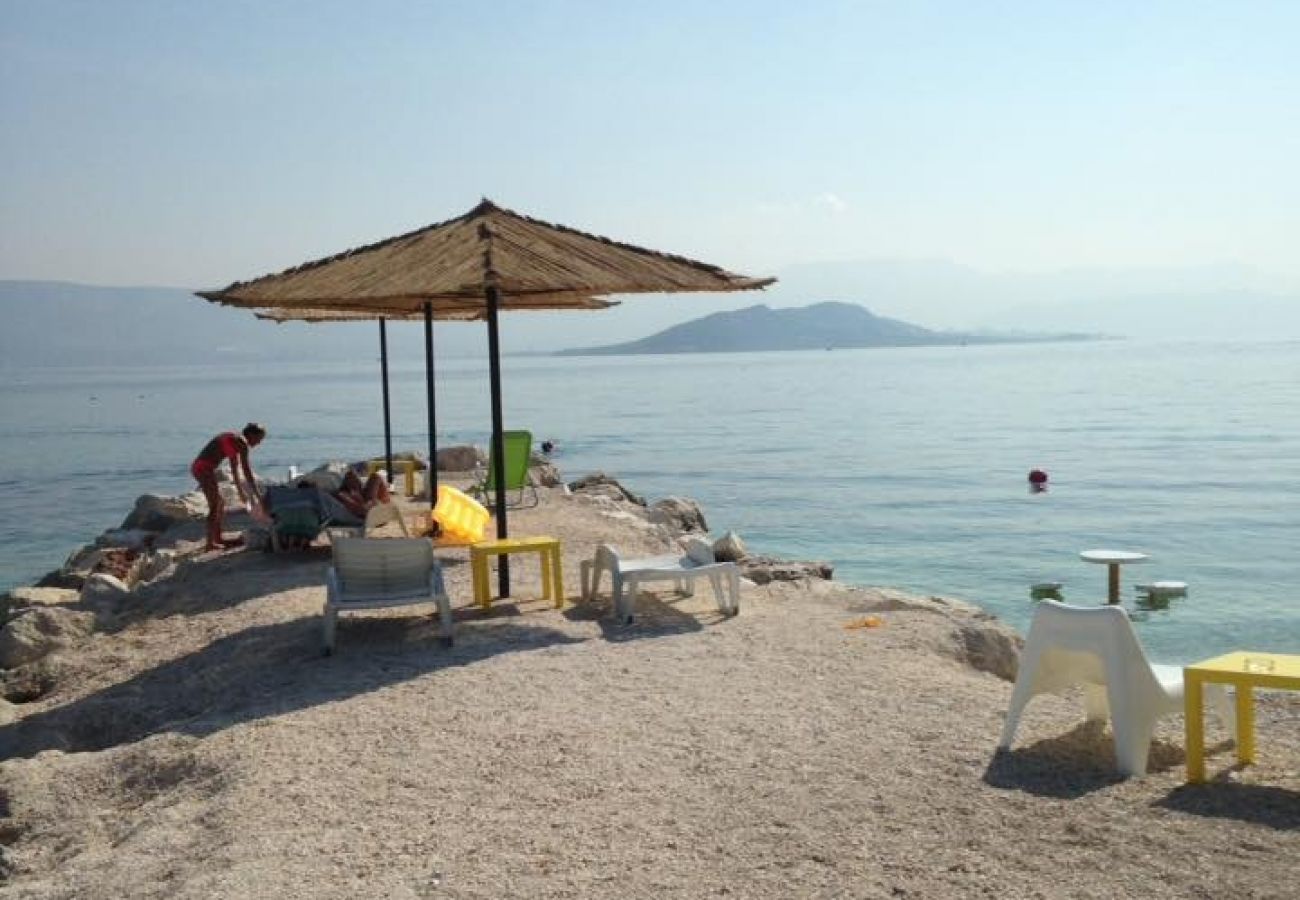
[
  {"xmin": 738, "ymin": 556, "xmax": 834, "ymax": 585},
  {"xmin": 856, "ymin": 589, "xmax": 1023, "ymax": 682},
  {"xmin": 568, "ymin": 473, "xmax": 646, "ymax": 506},
  {"xmin": 1, "ymin": 587, "xmax": 80, "ymax": 624},
  {"xmin": 63, "ymin": 544, "xmax": 105, "ymax": 574},
  {"xmin": 648, "ymin": 497, "xmax": 709, "ymax": 534},
  {"xmin": 121, "ymin": 493, "xmax": 207, "ymax": 531},
  {"xmin": 33, "ymin": 568, "xmax": 86, "ymax": 590},
  {"xmin": 712, "ymin": 531, "xmax": 748, "ymax": 562},
  {"xmin": 94, "ymin": 528, "xmax": 154, "ymax": 551},
  {"xmin": 0, "ymin": 607, "xmax": 95, "ymax": 669},
  {"xmin": 955, "ymin": 620, "xmax": 1022, "ymax": 682},
  {"xmin": 531, "ymin": 461, "xmax": 563, "ymax": 488},
  {"xmin": 153, "ymin": 519, "xmax": 207, "ymax": 550},
  {"xmin": 33, "ymin": 543, "xmax": 103, "ymax": 591},
  {"xmin": 436, "ymin": 445, "xmax": 486, "ymax": 472},
  {"xmin": 79, "ymin": 572, "xmax": 132, "ymax": 614},
  {"xmin": 300, "ymin": 462, "xmax": 349, "ymax": 494}
]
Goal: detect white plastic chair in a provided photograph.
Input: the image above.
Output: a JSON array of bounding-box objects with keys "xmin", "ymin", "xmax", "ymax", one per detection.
[
  {"xmin": 580, "ymin": 536, "xmax": 740, "ymax": 624},
  {"xmin": 323, "ymin": 537, "xmax": 452, "ymax": 655},
  {"xmin": 999, "ymin": 601, "xmax": 1233, "ymax": 776}
]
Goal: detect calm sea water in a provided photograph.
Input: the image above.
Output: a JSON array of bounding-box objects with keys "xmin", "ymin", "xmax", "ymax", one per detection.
[{"xmin": 2, "ymin": 339, "xmax": 1297, "ymax": 662}]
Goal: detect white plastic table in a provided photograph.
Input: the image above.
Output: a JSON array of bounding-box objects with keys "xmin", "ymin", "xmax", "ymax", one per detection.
[{"xmin": 1079, "ymin": 549, "xmax": 1149, "ymax": 604}]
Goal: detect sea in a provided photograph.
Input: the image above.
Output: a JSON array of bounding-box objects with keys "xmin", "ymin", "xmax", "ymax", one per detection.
[{"xmin": 2, "ymin": 338, "xmax": 1297, "ymax": 663}]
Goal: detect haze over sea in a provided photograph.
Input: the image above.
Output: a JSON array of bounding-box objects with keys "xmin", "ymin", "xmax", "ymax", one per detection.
[{"xmin": 2, "ymin": 338, "xmax": 1296, "ymax": 663}]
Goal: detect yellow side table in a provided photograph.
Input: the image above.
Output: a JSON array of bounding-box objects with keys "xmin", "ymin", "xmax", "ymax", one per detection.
[
  {"xmin": 364, "ymin": 459, "xmax": 418, "ymax": 497},
  {"xmin": 1184, "ymin": 651, "xmax": 1300, "ymax": 783},
  {"xmin": 470, "ymin": 536, "xmax": 564, "ymax": 610}
]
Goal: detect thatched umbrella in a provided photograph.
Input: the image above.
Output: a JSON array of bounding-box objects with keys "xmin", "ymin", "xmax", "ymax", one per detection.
[{"xmin": 200, "ymin": 199, "xmax": 774, "ymax": 595}]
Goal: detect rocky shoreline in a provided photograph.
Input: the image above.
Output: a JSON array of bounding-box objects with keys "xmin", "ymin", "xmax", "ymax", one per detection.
[{"xmin": 0, "ymin": 453, "xmax": 862, "ymax": 725}]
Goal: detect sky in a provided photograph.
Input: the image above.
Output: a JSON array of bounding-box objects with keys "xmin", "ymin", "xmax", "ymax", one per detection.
[{"xmin": 3, "ymin": 1, "xmax": 1299, "ymax": 332}]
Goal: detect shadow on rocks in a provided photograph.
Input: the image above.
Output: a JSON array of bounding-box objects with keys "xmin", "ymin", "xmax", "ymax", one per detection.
[
  {"xmin": 1157, "ymin": 778, "xmax": 1300, "ymax": 830},
  {"xmin": 0, "ymin": 614, "xmax": 581, "ymax": 760}
]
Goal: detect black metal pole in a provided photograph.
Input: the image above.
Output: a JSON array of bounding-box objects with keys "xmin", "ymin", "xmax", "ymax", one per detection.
[
  {"xmin": 379, "ymin": 318, "xmax": 394, "ymax": 486},
  {"xmin": 485, "ymin": 285, "xmax": 510, "ymax": 596},
  {"xmin": 424, "ymin": 302, "xmax": 438, "ymax": 516}
]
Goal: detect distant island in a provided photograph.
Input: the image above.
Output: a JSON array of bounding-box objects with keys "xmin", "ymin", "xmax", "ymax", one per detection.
[{"xmin": 556, "ymin": 301, "xmax": 1100, "ymax": 356}]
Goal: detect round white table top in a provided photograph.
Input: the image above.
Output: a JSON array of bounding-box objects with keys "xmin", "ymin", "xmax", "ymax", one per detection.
[{"xmin": 1080, "ymin": 549, "xmax": 1149, "ymax": 565}]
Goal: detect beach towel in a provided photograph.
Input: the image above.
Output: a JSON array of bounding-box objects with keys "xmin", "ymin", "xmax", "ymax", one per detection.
[{"xmin": 263, "ymin": 484, "xmax": 332, "ymax": 549}]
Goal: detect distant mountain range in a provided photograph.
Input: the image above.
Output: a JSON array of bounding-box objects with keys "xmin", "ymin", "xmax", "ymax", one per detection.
[
  {"xmin": 556, "ymin": 302, "xmax": 1095, "ymax": 356},
  {"xmin": 5, "ymin": 268, "xmax": 1296, "ymax": 369}
]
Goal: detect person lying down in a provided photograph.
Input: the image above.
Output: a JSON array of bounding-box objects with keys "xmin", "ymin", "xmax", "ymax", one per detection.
[
  {"xmin": 331, "ymin": 469, "xmax": 392, "ymax": 520},
  {"xmin": 261, "ymin": 470, "xmax": 395, "ymax": 550}
]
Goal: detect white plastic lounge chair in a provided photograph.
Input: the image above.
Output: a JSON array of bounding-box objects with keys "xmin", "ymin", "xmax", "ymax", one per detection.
[
  {"xmin": 361, "ymin": 500, "xmax": 410, "ymax": 535},
  {"xmin": 999, "ymin": 601, "xmax": 1234, "ymax": 776},
  {"xmin": 580, "ymin": 536, "xmax": 740, "ymax": 625},
  {"xmin": 323, "ymin": 536, "xmax": 452, "ymax": 655},
  {"xmin": 326, "ymin": 500, "xmax": 411, "ymax": 542}
]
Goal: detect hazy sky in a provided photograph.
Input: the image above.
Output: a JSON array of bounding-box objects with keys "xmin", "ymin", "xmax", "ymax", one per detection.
[{"xmin": 3, "ymin": 1, "xmax": 1299, "ymax": 292}]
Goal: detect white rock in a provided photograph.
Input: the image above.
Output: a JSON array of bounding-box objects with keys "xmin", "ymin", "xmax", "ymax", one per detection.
[
  {"xmin": 301, "ymin": 462, "xmax": 349, "ymax": 494},
  {"xmin": 2, "ymin": 587, "xmax": 81, "ymax": 625},
  {"xmin": 436, "ymin": 445, "xmax": 485, "ymax": 472},
  {"xmin": 0, "ymin": 607, "xmax": 95, "ymax": 669},
  {"xmin": 80, "ymin": 572, "xmax": 131, "ymax": 610},
  {"xmin": 955, "ymin": 622, "xmax": 1023, "ymax": 682},
  {"xmin": 647, "ymin": 497, "xmax": 709, "ymax": 533},
  {"xmin": 95, "ymin": 528, "xmax": 154, "ymax": 550},
  {"xmin": 713, "ymin": 531, "xmax": 748, "ymax": 562},
  {"xmin": 121, "ymin": 493, "xmax": 208, "ymax": 531},
  {"xmin": 62, "ymin": 544, "xmax": 104, "ymax": 575}
]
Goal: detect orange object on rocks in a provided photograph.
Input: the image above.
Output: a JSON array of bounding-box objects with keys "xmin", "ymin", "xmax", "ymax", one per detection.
[{"xmin": 843, "ymin": 615, "xmax": 884, "ymax": 630}]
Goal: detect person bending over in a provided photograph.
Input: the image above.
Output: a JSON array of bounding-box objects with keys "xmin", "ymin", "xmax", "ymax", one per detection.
[{"xmin": 191, "ymin": 423, "xmax": 268, "ymax": 551}]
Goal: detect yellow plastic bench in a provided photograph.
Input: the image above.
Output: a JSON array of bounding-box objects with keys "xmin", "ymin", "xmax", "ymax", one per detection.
[{"xmin": 364, "ymin": 458, "xmax": 418, "ymax": 497}]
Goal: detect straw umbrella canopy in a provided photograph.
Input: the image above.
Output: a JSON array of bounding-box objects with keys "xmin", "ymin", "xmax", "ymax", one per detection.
[{"xmin": 199, "ymin": 199, "xmax": 774, "ymax": 595}]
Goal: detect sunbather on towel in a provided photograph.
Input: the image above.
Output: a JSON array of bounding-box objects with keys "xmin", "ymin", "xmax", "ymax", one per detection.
[
  {"xmin": 191, "ymin": 422, "xmax": 268, "ymax": 551},
  {"xmin": 333, "ymin": 469, "xmax": 391, "ymax": 520}
]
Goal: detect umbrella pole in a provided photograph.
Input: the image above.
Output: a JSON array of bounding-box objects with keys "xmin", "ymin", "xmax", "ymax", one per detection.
[
  {"xmin": 424, "ymin": 302, "xmax": 438, "ymax": 515},
  {"xmin": 485, "ymin": 285, "xmax": 510, "ymax": 597},
  {"xmin": 379, "ymin": 318, "xmax": 394, "ymax": 486}
]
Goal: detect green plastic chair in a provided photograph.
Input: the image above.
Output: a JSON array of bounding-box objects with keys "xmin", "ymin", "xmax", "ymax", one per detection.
[{"xmin": 479, "ymin": 429, "xmax": 538, "ymax": 509}]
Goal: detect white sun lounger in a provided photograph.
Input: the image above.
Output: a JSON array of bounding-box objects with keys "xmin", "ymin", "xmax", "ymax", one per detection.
[
  {"xmin": 323, "ymin": 536, "xmax": 452, "ymax": 654},
  {"xmin": 580, "ymin": 537, "xmax": 740, "ymax": 624}
]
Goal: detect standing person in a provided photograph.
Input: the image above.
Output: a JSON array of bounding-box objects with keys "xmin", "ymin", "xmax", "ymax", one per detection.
[{"xmin": 191, "ymin": 423, "xmax": 268, "ymax": 551}]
